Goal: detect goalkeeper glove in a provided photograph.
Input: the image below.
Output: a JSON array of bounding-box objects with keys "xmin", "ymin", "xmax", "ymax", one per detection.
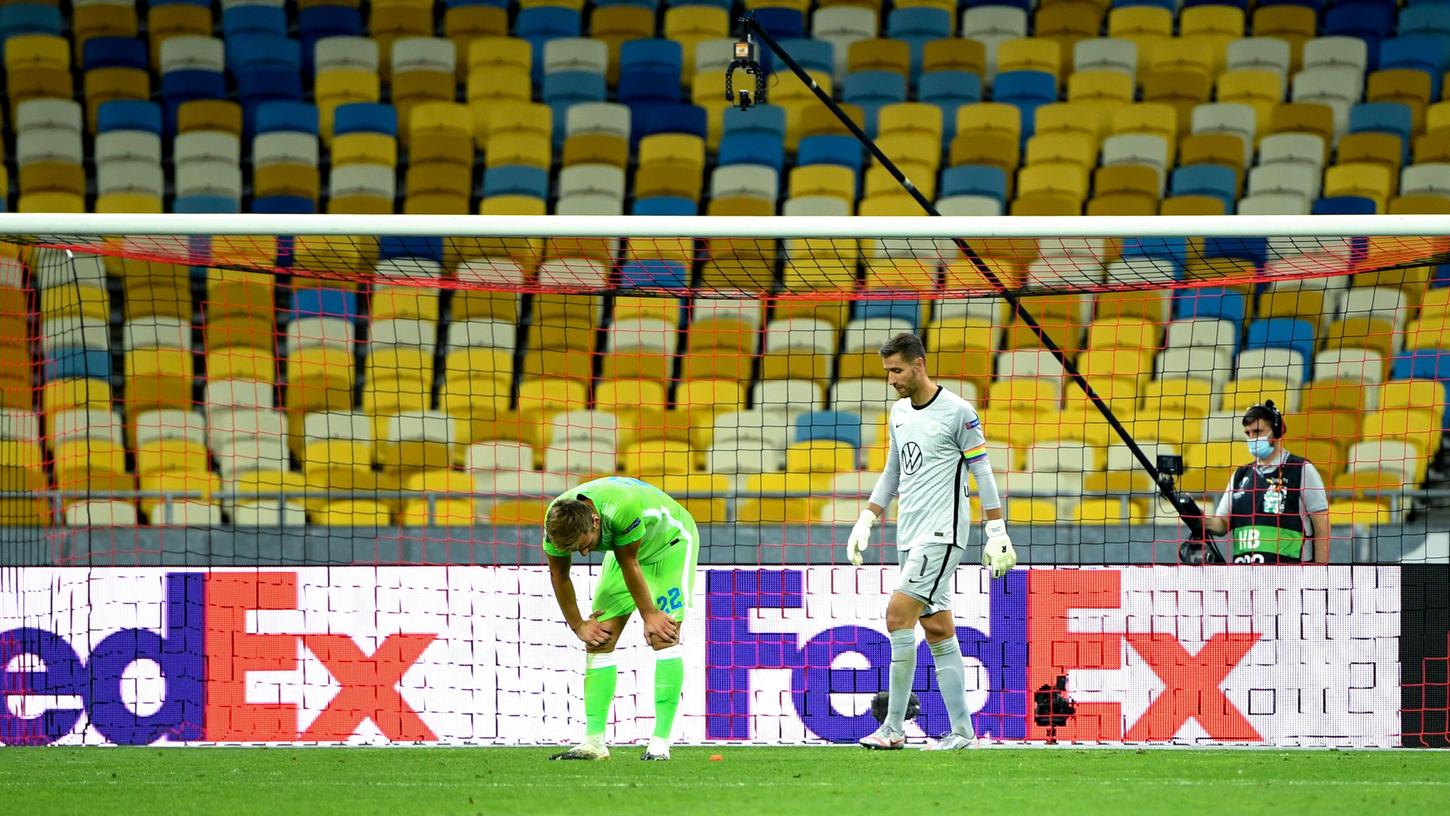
[
  {"xmin": 981, "ymin": 519, "xmax": 1017, "ymax": 579},
  {"xmin": 846, "ymin": 509, "xmax": 876, "ymax": 566}
]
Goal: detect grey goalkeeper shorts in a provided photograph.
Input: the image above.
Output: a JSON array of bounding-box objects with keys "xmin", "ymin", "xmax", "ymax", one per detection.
[{"xmin": 895, "ymin": 541, "xmax": 966, "ymax": 616}]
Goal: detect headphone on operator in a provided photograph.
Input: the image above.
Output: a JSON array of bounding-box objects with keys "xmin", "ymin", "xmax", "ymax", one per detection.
[{"xmin": 1244, "ymin": 400, "xmax": 1286, "ymax": 440}]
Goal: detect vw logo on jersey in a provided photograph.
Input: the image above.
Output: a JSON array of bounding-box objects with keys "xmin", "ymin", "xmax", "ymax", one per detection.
[{"xmin": 902, "ymin": 441, "xmax": 923, "ymax": 474}]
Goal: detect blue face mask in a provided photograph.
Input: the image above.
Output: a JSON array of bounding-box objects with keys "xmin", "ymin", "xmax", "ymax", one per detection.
[{"xmin": 1247, "ymin": 438, "xmax": 1274, "ymax": 460}]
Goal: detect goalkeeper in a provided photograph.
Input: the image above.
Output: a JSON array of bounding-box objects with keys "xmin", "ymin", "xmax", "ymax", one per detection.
[
  {"xmin": 848, "ymin": 333, "xmax": 1014, "ymax": 751},
  {"xmin": 543, "ymin": 477, "xmax": 699, "ymax": 761}
]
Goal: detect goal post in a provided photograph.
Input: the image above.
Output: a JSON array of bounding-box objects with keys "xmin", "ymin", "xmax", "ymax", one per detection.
[{"xmin": 0, "ymin": 212, "xmax": 1446, "ymax": 748}]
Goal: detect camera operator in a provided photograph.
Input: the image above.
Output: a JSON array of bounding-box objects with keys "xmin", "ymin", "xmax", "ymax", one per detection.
[{"xmin": 1204, "ymin": 401, "xmax": 1331, "ymax": 564}]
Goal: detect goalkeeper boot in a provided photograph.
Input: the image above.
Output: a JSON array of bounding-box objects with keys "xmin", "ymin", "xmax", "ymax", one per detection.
[
  {"xmin": 923, "ymin": 732, "xmax": 979, "ymax": 751},
  {"xmin": 858, "ymin": 725, "xmax": 905, "ymax": 750},
  {"xmin": 549, "ymin": 743, "xmax": 610, "ymax": 761},
  {"xmin": 640, "ymin": 749, "xmax": 671, "ymax": 761}
]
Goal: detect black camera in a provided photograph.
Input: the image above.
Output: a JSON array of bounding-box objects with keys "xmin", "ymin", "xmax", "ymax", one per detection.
[
  {"xmin": 869, "ymin": 690, "xmax": 920, "ymax": 724},
  {"xmin": 1156, "ymin": 453, "xmax": 1184, "ymax": 477},
  {"xmin": 1033, "ymin": 674, "xmax": 1076, "ymax": 744}
]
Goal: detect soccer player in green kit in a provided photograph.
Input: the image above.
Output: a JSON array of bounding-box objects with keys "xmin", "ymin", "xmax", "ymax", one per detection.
[{"xmin": 543, "ymin": 476, "xmax": 700, "ymax": 761}]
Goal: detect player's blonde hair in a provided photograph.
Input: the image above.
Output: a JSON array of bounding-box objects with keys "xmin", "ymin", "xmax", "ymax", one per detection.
[{"xmin": 545, "ymin": 499, "xmax": 594, "ymax": 549}]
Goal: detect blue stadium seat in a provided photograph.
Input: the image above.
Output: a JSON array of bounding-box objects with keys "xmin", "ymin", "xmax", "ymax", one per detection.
[
  {"xmin": 753, "ymin": 7, "xmax": 805, "ymax": 39},
  {"xmin": 940, "ymin": 165, "xmax": 1008, "ymax": 203},
  {"xmin": 96, "ymin": 100, "xmax": 162, "ymax": 135},
  {"xmin": 517, "ymin": 6, "xmax": 583, "ymax": 80},
  {"xmin": 228, "ymin": 34, "xmax": 301, "ymax": 73},
  {"xmin": 632, "ymin": 196, "xmax": 697, "ymax": 215},
  {"xmin": 993, "ymin": 70, "xmax": 1057, "ymax": 105},
  {"xmin": 1122, "ymin": 237, "xmax": 1189, "ymax": 269},
  {"xmin": 620, "ymin": 39, "xmax": 683, "ymax": 75},
  {"xmin": 630, "ymin": 103, "xmax": 707, "ymax": 144},
  {"xmin": 842, "ymin": 70, "xmax": 907, "ymax": 136},
  {"xmin": 291, "ymin": 289, "xmax": 359, "ymax": 321},
  {"xmin": 1204, "ymin": 236, "xmax": 1269, "ymax": 267},
  {"xmin": 1172, "ymin": 287, "xmax": 1246, "ymax": 323},
  {"xmin": 254, "ymin": 101, "xmax": 319, "ymax": 136},
  {"xmin": 0, "ymin": 3, "xmax": 62, "ymax": 56},
  {"xmin": 719, "ymin": 133, "xmax": 785, "ymax": 172},
  {"xmin": 1245, "ymin": 318, "xmax": 1316, "ymax": 380},
  {"xmin": 222, "ymin": 5, "xmax": 287, "ymax": 39},
  {"xmin": 333, "ymin": 103, "xmax": 397, "ymax": 137},
  {"xmin": 886, "ymin": 7, "xmax": 952, "ymax": 77},
  {"xmin": 1393, "ymin": 350, "xmax": 1450, "ymax": 381},
  {"xmin": 482, "ymin": 165, "xmax": 550, "ymax": 199},
  {"xmin": 618, "ymin": 68, "xmax": 682, "ymax": 104},
  {"xmin": 619, "ymin": 259, "xmax": 690, "ymax": 289},
  {"xmin": 919, "ymin": 71, "xmax": 983, "ymax": 139},
  {"xmin": 778, "ymin": 38, "xmax": 835, "ymax": 76},
  {"xmin": 1325, "ymin": 1, "xmax": 1395, "ymax": 51},
  {"xmin": 797, "ymin": 134, "xmax": 864, "ymax": 175},
  {"xmin": 1379, "ymin": 35, "xmax": 1450, "ymax": 98},
  {"xmin": 379, "ymin": 236, "xmax": 445, "ymax": 264},
  {"xmin": 160, "ymin": 70, "xmax": 227, "ymax": 129},
  {"xmin": 174, "ymin": 195, "xmax": 241, "ymax": 214},
  {"xmin": 1170, "ymin": 165, "xmax": 1238, "ymax": 213},
  {"xmin": 723, "ymin": 105, "xmax": 787, "ymax": 140},
  {"xmin": 299, "ymin": 5, "xmax": 364, "ymax": 73},
  {"xmin": 1349, "ymin": 102, "xmax": 1414, "ymax": 161},
  {"xmin": 43, "ymin": 349, "xmax": 112, "ymax": 383},
  {"xmin": 1400, "ymin": 4, "xmax": 1450, "ymax": 36},
  {"xmin": 1312, "ymin": 196, "xmax": 1378, "ymax": 215},
  {"xmin": 795, "ymin": 411, "xmax": 863, "ymax": 451},
  {"xmin": 854, "ymin": 299, "xmax": 921, "ymax": 327},
  {"xmin": 543, "ymin": 71, "xmax": 609, "ymax": 107},
  {"xmin": 83, "ymin": 37, "xmax": 147, "ymax": 71},
  {"xmin": 253, "ymin": 196, "xmax": 317, "ymax": 214}
]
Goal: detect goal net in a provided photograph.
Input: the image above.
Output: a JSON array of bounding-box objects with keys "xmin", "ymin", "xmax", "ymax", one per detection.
[{"xmin": 0, "ymin": 213, "xmax": 1444, "ymax": 749}]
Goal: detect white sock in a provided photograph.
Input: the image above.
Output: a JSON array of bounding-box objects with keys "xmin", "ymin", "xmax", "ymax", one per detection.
[
  {"xmin": 581, "ymin": 733, "xmax": 605, "ymax": 750},
  {"xmin": 930, "ymin": 637, "xmax": 976, "ymax": 739},
  {"xmin": 647, "ymin": 736, "xmax": 670, "ymax": 755},
  {"xmin": 885, "ymin": 628, "xmax": 917, "ymax": 733}
]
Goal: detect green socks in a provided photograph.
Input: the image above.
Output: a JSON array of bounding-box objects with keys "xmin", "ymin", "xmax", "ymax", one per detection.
[
  {"xmin": 584, "ymin": 652, "xmax": 618, "ymax": 742},
  {"xmin": 583, "ymin": 647, "xmax": 684, "ymax": 752},
  {"xmin": 652, "ymin": 647, "xmax": 685, "ymax": 743}
]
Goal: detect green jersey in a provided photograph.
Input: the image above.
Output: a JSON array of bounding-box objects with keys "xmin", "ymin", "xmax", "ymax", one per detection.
[{"xmin": 542, "ymin": 477, "xmax": 691, "ymax": 565}]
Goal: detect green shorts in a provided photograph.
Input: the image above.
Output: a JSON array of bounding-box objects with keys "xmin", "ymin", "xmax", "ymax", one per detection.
[{"xmin": 591, "ymin": 516, "xmax": 699, "ymax": 622}]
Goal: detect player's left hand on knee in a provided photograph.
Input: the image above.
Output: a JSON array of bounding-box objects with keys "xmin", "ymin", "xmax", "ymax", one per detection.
[{"xmin": 981, "ymin": 519, "xmax": 1016, "ymax": 579}]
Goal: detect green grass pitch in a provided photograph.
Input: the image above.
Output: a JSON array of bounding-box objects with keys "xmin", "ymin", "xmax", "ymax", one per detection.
[{"xmin": 3, "ymin": 747, "xmax": 1446, "ymax": 815}]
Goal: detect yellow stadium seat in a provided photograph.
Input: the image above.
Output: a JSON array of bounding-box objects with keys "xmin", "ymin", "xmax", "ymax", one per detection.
[
  {"xmin": 315, "ymin": 499, "xmax": 393, "ymax": 527},
  {"xmin": 848, "ymin": 38, "xmax": 911, "ymax": 77},
  {"xmin": 785, "ymin": 441, "xmax": 857, "ymax": 474},
  {"xmin": 1018, "ymin": 161, "xmax": 1089, "ymax": 201},
  {"xmin": 736, "ymin": 498, "xmax": 820, "ymax": 524},
  {"xmin": 923, "ymin": 38, "xmax": 985, "ymax": 75},
  {"xmin": 1025, "ymin": 131, "xmax": 1097, "ymax": 168},
  {"xmin": 488, "ymin": 498, "xmax": 550, "ymax": 525},
  {"xmin": 1220, "ymin": 378, "xmax": 1294, "ymax": 416},
  {"xmin": 1270, "ymin": 103, "xmax": 1335, "ymax": 146},
  {"xmin": 177, "ymin": 99, "xmax": 242, "ymax": 135},
  {"xmin": 663, "ymin": 5, "xmax": 728, "ymax": 68},
  {"xmin": 1141, "ymin": 72, "xmax": 1211, "ymax": 126},
  {"xmin": 125, "ymin": 348, "xmax": 194, "ymax": 415},
  {"xmin": 401, "ymin": 469, "xmax": 477, "ymax": 526},
  {"xmin": 1251, "ymin": 6, "xmax": 1316, "ymax": 60},
  {"xmin": 1323, "ymin": 163, "xmax": 1395, "ymax": 212},
  {"xmin": 135, "ymin": 439, "xmax": 209, "ymax": 477},
  {"xmin": 42, "ymin": 378, "xmax": 111, "ymax": 416},
  {"xmin": 74, "ymin": 3, "xmax": 138, "ymax": 62},
  {"xmin": 84, "ymin": 67, "xmax": 150, "ymax": 126},
  {"xmin": 1035, "ymin": 101, "xmax": 1112, "ymax": 142},
  {"xmin": 593, "ymin": 6, "xmax": 654, "ymax": 84},
  {"xmin": 1074, "ymin": 497, "xmax": 1127, "ymax": 524},
  {"xmin": 444, "ymin": 6, "xmax": 508, "ymax": 73},
  {"xmin": 5, "ymin": 34, "xmax": 68, "ymax": 71},
  {"xmin": 1066, "ymin": 69, "xmax": 1135, "ymax": 104},
  {"xmin": 206, "ymin": 346, "xmax": 275, "ymax": 381},
  {"xmin": 997, "ymin": 37, "xmax": 1062, "ymax": 83},
  {"xmin": 1035, "ymin": 3, "xmax": 1102, "ymax": 48},
  {"xmin": 1008, "ymin": 497, "xmax": 1058, "ymax": 525},
  {"xmin": 285, "ymin": 347, "xmax": 356, "ymax": 414},
  {"xmin": 148, "ymin": 4, "xmax": 212, "ymax": 66},
  {"xmin": 1327, "ymin": 499, "xmax": 1392, "ymax": 528},
  {"xmin": 1339, "ymin": 133, "xmax": 1405, "ymax": 175}
]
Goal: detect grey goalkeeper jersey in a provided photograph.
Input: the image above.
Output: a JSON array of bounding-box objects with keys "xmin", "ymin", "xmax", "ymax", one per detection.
[{"xmin": 868, "ymin": 385, "xmax": 1002, "ymax": 551}]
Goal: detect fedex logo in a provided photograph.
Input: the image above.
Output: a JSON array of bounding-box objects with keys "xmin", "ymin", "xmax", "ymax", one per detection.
[
  {"xmin": 705, "ymin": 569, "xmax": 1262, "ymax": 744},
  {"xmin": 1, "ymin": 572, "xmax": 437, "ymax": 746}
]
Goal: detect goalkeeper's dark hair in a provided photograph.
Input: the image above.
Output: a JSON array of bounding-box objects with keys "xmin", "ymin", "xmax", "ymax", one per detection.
[
  {"xmin": 1242, "ymin": 400, "xmax": 1287, "ymax": 439},
  {"xmin": 879, "ymin": 332, "xmax": 926, "ymax": 363},
  {"xmin": 545, "ymin": 499, "xmax": 594, "ymax": 549}
]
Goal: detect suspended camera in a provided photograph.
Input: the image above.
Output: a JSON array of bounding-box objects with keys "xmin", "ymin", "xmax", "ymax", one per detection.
[
  {"xmin": 1033, "ymin": 674, "xmax": 1077, "ymax": 745},
  {"xmin": 724, "ymin": 30, "xmax": 766, "ymax": 110}
]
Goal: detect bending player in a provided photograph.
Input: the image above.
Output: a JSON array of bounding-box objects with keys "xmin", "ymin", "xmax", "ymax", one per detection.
[
  {"xmin": 848, "ymin": 333, "xmax": 1016, "ymax": 751},
  {"xmin": 543, "ymin": 476, "xmax": 699, "ymax": 761}
]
